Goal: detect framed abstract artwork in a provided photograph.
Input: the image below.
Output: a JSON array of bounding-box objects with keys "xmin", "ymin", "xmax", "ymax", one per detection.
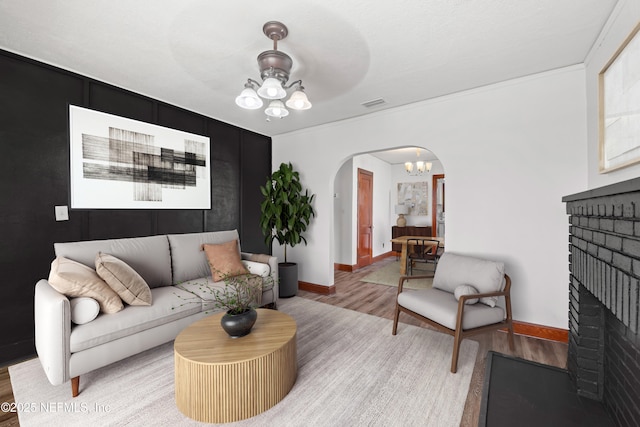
[
  {"xmin": 397, "ymin": 182, "xmax": 428, "ymax": 215},
  {"xmin": 599, "ymin": 22, "xmax": 640, "ymax": 173},
  {"xmin": 69, "ymin": 105, "xmax": 211, "ymax": 209}
]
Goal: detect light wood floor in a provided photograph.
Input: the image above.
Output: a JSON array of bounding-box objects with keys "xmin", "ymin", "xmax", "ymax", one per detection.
[{"xmin": 0, "ymin": 257, "xmax": 568, "ymax": 427}]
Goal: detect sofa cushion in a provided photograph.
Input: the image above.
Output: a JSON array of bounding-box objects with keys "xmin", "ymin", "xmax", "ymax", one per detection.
[
  {"xmin": 203, "ymin": 240, "xmax": 249, "ymax": 281},
  {"xmin": 54, "ymin": 235, "xmax": 172, "ymax": 288},
  {"xmin": 70, "ymin": 297, "xmax": 100, "ymax": 325},
  {"xmin": 48, "ymin": 257, "xmax": 124, "ymax": 314},
  {"xmin": 242, "ymin": 260, "xmax": 270, "ymax": 277},
  {"xmin": 69, "ymin": 286, "xmax": 201, "ymax": 353},
  {"xmin": 95, "ymin": 252, "xmax": 152, "ymax": 306},
  {"xmin": 168, "ymin": 230, "xmax": 241, "ymax": 284},
  {"xmin": 398, "ymin": 288, "xmax": 504, "ymax": 330},
  {"xmin": 433, "ymin": 253, "xmax": 505, "ymax": 308},
  {"xmin": 175, "ymin": 277, "xmax": 228, "ymax": 312}
]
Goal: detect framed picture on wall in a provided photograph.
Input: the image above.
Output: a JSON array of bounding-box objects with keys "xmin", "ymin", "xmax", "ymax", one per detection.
[
  {"xmin": 69, "ymin": 105, "xmax": 211, "ymax": 209},
  {"xmin": 397, "ymin": 182, "xmax": 428, "ymax": 215},
  {"xmin": 599, "ymin": 21, "xmax": 640, "ymax": 173}
]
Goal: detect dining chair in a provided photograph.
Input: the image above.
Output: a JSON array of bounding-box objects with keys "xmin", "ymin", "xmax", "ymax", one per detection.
[{"xmin": 407, "ymin": 238, "xmax": 443, "ymax": 275}]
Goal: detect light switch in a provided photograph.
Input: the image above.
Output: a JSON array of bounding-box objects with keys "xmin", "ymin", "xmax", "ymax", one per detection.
[{"xmin": 55, "ymin": 205, "xmax": 69, "ymax": 221}]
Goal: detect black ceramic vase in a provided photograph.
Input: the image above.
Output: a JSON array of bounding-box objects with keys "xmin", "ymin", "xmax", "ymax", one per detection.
[{"xmin": 220, "ymin": 308, "xmax": 257, "ymax": 338}]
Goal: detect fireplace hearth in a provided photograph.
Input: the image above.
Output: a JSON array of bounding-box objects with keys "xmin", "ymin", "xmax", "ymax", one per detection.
[{"xmin": 564, "ymin": 178, "xmax": 640, "ymax": 427}]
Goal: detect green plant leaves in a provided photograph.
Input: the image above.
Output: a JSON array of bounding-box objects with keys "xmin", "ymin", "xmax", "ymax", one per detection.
[{"xmin": 259, "ymin": 162, "xmax": 316, "ymax": 263}]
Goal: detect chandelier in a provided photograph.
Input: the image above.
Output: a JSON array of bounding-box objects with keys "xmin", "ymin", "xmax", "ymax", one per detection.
[
  {"xmin": 405, "ymin": 148, "xmax": 432, "ymax": 175},
  {"xmin": 235, "ymin": 21, "xmax": 312, "ymax": 120}
]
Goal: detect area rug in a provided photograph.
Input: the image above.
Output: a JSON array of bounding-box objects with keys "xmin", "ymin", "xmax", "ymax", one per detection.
[
  {"xmin": 361, "ymin": 260, "xmax": 434, "ymax": 289},
  {"xmin": 479, "ymin": 351, "xmax": 614, "ymax": 427},
  {"xmin": 10, "ymin": 297, "xmax": 477, "ymax": 426}
]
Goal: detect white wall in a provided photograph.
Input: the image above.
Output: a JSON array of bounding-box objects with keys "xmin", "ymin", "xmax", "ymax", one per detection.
[
  {"xmin": 333, "ymin": 158, "xmax": 353, "ymax": 265},
  {"xmin": 272, "ymin": 65, "xmax": 588, "ymax": 329},
  {"xmin": 333, "ymin": 154, "xmax": 393, "ymax": 266},
  {"xmin": 586, "ymin": 0, "xmax": 640, "ymax": 189}
]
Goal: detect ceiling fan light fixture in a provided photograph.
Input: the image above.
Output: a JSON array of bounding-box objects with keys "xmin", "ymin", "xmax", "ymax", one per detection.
[
  {"xmin": 286, "ymin": 86, "xmax": 312, "ymax": 110},
  {"xmin": 237, "ymin": 21, "xmax": 311, "ymax": 120},
  {"xmin": 265, "ymin": 100, "xmax": 289, "ymax": 118}
]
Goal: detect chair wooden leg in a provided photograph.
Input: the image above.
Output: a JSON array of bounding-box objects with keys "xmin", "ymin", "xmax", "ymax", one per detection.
[
  {"xmin": 392, "ymin": 305, "xmax": 400, "ymax": 335},
  {"xmin": 71, "ymin": 376, "xmax": 79, "ymax": 397},
  {"xmin": 451, "ymin": 331, "xmax": 462, "ymax": 373}
]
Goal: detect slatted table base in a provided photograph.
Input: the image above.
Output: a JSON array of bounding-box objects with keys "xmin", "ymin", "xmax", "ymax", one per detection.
[{"xmin": 174, "ymin": 310, "xmax": 297, "ymax": 423}]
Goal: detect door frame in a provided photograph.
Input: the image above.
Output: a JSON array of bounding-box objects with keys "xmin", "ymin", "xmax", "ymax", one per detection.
[
  {"xmin": 432, "ymin": 174, "xmax": 445, "ymax": 236},
  {"xmin": 356, "ymin": 168, "xmax": 373, "ymax": 268}
]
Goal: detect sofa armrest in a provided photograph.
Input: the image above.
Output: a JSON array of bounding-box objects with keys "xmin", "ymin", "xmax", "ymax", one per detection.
[
  {"xmin": 241, "ymin": 252, "xmax": 279, "ymax": 304},
  {"xmin": 34, "ymin": 279, "xmax": 71, "ymax": 386}
]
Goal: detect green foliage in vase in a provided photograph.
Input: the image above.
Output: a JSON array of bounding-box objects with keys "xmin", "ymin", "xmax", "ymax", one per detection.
[
  {"xmin": 174, "ymin": 270, "xmax": 273, "ymax": 315},
  {"xmin": 260, "ymin": 162, "xmax": 316, "ymax": 263}
]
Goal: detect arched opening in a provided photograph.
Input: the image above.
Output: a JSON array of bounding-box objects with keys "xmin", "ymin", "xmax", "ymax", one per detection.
[{"xmin": 332, "ymin": 146, "xmax": 445, "ymax": 272}]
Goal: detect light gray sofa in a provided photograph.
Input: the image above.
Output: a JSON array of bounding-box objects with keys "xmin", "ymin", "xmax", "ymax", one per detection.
[{"xmin": 34, "ymin": 230, "xmax": 278, "ymax": 397}]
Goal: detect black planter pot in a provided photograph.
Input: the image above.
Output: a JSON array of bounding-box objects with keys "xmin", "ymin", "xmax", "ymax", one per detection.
[
  {"xmin": 220, "ymin": 308, "xmax": 257, "ymax": 338},
  {"xmin": 279, "ymin": 262, "xmax": 298, "ymax": 298}
]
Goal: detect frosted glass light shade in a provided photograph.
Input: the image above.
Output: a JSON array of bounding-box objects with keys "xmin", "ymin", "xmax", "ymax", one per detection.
[
  {"xmin": 235, "ymin": 87, "xmax": 263, "ymax": 109},
  {"xmin": 405, "ymin": 162, "xmax": 414, "ymax": 173},
  {"xmin": 285, "ymin": 89, "xmax": 312, "ymax": 110},
  {"xmin": 265, "ymin": 100, "xmax": 289, "ymax": 118},
  {"xmin": 425, "ymin": 162, "xmax": 433, "ymax": 172},
  {"xmin": 257, "ymin": 78, "xmax": 287, "ymax": 99}
]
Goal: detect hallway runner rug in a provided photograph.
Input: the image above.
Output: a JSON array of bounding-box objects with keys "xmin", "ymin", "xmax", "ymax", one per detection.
[{"xmin": 10, "ymin": 297, "xmax": 477, "ymax": 426}]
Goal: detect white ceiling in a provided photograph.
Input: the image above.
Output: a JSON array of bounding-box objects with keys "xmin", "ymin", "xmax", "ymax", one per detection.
[{"xmin": 0, "ymin": 0, "xmax": 618, "ymax": 139}]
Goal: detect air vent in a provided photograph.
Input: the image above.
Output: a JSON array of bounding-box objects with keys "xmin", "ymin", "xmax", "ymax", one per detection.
[{"xmin": 361, "ymin": 98, "xmax": 386, "ymax": 108}]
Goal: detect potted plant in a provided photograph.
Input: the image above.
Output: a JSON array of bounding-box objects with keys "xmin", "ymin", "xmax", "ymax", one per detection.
[
  {"xmin": 260, "ymin": 162, "xmax": 316, "ymax": 297},
  {"xmin": 210, "ymin": 272, "xmax": 264, "ymax": 338},
  {"xmin": 174, "ymin": 271, "xmax": 268, "ymax": 338}
]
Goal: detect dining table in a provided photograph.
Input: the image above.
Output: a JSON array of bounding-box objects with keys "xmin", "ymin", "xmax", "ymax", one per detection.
[{"xmin": 390, "ymin": 235, "xmax": 445, "ymax": 275}]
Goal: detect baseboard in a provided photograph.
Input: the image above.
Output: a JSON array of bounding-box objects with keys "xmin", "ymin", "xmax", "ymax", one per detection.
[
  {"xmin": 299, "ymin": 281, "xmax": 336, "ymax": 295},
  {"xmin": 335, "ymin": 252, "xmax": 395, "ymax": 272},
  {"xmin": 506, "ymin": 321, "xmax": 569, "ymax": 343},
  {"xmin": 373, "ymin": 251, "xmax": 395, "ymax": 263},
  {"xmin": 334, "ymin": 263, "xmax": 354, "ymax": 272}
]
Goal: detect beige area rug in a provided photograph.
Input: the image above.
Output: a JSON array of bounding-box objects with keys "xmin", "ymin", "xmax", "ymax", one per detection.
[
  {"xmin": 361, "ymin": 260, "xmax": 434, "ymax": 289},
  {"xmin": 10, "ymin": 297, "xmax": 477, "ymax": 426}
]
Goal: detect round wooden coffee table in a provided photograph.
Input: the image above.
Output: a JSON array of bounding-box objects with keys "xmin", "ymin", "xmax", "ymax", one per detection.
[{"xmin": 174, "ymin": 309, "xmax": 297, "ymax": 423}]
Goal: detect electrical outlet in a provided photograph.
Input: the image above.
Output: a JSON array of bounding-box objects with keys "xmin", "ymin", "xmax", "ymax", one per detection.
[{"xmin": 55, "ymin": 205, "xmax": 69, "ymax": 221}]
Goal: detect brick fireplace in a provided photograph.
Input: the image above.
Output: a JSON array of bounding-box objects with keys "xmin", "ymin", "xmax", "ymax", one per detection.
[{"xmin": 564, "ymin": 178, "xmax": 640, "ymax": 427}]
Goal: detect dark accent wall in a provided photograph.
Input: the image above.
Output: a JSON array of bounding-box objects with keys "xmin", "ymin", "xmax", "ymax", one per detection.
[{"xmin": 0, "ymin": 50, "xmax": 272, "ymax": 365}]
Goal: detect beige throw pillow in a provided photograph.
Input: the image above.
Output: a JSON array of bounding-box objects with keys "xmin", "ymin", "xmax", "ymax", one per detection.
[
  {"xmin": 48, "ymin": 257, "xmax": 124, "ymax": 314},
  {"xmin": 202, "ymin": 240, "xmax": 249, "ymax": 281},
  {"xmin": 95, "ymin": 252, "xmax": 152, "ymax": 306}
]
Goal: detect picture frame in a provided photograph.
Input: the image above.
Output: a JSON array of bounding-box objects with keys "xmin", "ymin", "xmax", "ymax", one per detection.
[
  {"xmin": 69, "ymin": 105, "xmax": 211, "ymax": 209},
  {"xmin": 599, "ymin": 21, "xmax": 640, "ymax": 173},
  {"xmin": 397, "ymin": 182, "xmax": 428, "ymax": 216}
]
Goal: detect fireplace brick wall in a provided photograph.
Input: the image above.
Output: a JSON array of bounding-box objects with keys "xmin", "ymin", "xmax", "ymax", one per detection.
[{"xmin": 565, "ymin": 179, "xmax": 640, "ymax": 427}]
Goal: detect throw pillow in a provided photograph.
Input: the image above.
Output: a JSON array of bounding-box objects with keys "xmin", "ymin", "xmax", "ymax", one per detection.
[
  {"xmin": 454, "ymin": 284, "xmax": 480, "ymax": 305},
  {"xmin": 241, "ymin": 260, "xmax": 270, "ymax": 277},
  {"xmin": 69, "ymin": 297, "xmax": 100, "ymax": 324},
  {"xmin": 202, "ymin": 240, "xmax": 249, "ymax": 282},
  {"xmin": 480, "ymin": 295, "xmax": 498, "ymax": 308},
  {"xmin": 95, "ymin": 252, "xmax": 152, "ymax": 306},
  {"xmin": 48, "ymin": 257, "xmax": 124, "ymax": 314}
]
